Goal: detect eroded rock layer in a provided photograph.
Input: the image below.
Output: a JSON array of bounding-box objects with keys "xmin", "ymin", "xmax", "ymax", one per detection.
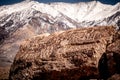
[{"xmin": 9, "ymin": 26, "xmax": 120, "ymax": 80}]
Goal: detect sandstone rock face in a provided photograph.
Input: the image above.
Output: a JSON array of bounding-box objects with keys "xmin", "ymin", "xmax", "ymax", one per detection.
[{"xmin": 9, "ymin": 26, "xmax": 120, "ymax": 80}]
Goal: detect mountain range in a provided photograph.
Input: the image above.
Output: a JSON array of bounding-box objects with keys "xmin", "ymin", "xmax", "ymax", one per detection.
[
  {"xmin": 0, "ymin": 1, "xmax": 120, "ymax": 79},
  {"xmin": 0, "ymin": 0, "xmax": 120, "ymax": 65}
]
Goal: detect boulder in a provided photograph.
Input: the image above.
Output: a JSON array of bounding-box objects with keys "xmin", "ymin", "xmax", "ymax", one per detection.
[{"xmin": 9, "ymin": 26, "xmax": 120, "ymax": 80}]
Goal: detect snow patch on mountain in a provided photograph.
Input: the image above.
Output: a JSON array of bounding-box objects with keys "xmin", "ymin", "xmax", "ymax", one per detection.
[
  {"xmin": 0, "ymin": 1, "xmax": 120, "ymax": 67},
  {"xmin": 0, "ymin": 1, "xmax": 120, "ymax": 34}
]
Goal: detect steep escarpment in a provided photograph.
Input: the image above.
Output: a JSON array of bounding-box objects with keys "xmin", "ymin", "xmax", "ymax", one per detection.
[{"xmin": 9, "ymin": 26, "xmax": 120, "ymax": 80}]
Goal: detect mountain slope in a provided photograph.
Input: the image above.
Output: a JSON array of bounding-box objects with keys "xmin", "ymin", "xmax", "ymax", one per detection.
[
  {"xmin": 0, "ymin": 1, "xmax": 120, "ymax": 33},
  {"xmin": 0, "ymin": 0, "xmax": 120, "ymax": 66}
]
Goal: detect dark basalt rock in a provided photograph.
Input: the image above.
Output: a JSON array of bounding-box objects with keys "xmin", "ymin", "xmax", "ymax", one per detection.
[{"xmin": 9, "ymin": 26, "xmax": 120, "ymax": 80}]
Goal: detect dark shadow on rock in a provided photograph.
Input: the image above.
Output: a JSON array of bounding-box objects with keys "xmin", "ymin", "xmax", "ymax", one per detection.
[
  {"xmin": 98, "ymin": 53, "xmax": 109, "ymax": 80},
  {"xmin": 98, "ymin": 52, "xmax": 120, "ymax": 80},
  {"xmin": 113, "ymin": 52, "xmax": 120, "ymax": 74},
  {"xmin": 0, "ymin": 27, "xmax": 8, "ymax": 44}
]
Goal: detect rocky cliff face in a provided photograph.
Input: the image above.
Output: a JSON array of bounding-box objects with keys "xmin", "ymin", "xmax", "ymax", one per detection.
[
  {"xmin": 9, "ymin": 26, "xmax": 120, "ymax": 80},
  {"xmin": 0, "ymin": 1, "xmax": 120, "ymax": 67},
  {"xmin": 0, "ymin": 1, "xmax": 120, "ymax": 79}
]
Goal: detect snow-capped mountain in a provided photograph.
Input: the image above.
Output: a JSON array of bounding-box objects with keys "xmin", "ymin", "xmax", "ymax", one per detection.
[
  {"xmin": 0, "ymin": 1, "xmax": 120, "ymax": 34},
  {"xmin": 0, "ymin": 1, "xmax": 120, "ymax": 66}
]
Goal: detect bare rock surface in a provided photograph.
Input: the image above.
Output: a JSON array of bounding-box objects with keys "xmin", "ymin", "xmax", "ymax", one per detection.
[
  {"xmin": 0, "ymin": 1, "xmax": 120, "ymax": 79},
  {"xmin": 9, "ymin": 26, "xmax": 120, "ymax": 80},
  {"xmin": 108, "ymin": 74, "xmax": 120, "ymax": 80},
  {"xmin": 0, "ymin": 66, "xmax": 10, "ymax": 80}
]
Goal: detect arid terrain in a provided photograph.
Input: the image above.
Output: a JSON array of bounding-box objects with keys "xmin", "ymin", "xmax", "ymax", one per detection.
[
  {"xmin": 0, "ymin": 1, "xmax": 120, "ymax": 80},
  {"xmin": 9, "ymin": 26, "xmax": 120, "ymax": 80}
]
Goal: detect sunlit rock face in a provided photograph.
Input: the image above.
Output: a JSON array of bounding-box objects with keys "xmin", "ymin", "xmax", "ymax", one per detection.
[
  {"xmin": 0, "ymin": 1, "xmax": 120, "ymax": 79},
  {"xmin": 9, "ymin": 26, "xmax": 120, "ymax": 80},
  {"xmin": 0, "ymin": 1, "xmax": 120, "ymax": 67}
]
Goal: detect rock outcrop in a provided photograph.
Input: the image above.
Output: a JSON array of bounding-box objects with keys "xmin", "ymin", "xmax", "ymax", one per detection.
[
  {"xmin": 9, "ymin": 26, "xmax": 120, "ymax": 80},
  {"xmin": 0, "ymin": 1, "xmax": 120, "ymax": 67},
  {"xmin": 0, "ymin": 1, "xmax": 120, "ymax": 79},
  {"xmin": 108, "ymin": 74, "xmax": 120, "ymax": 80}
]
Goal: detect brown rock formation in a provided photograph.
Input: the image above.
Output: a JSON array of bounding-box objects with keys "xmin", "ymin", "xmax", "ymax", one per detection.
[
  {"xmin": 108, "ymin": 74, "xmax": 120, "ymax": 80},
  {"xmin": 0, "ymin": 66, "xmax": 10, "ymax": 80},
  {"xmin": 9, "ymin": 26, "xmax": 120, "ymax": 80}
]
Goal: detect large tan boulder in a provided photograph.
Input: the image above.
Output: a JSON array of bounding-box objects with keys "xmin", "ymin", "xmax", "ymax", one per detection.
[{"xmin": 9, "ymin": 26, "xmax": 120, "ymax": 80}]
